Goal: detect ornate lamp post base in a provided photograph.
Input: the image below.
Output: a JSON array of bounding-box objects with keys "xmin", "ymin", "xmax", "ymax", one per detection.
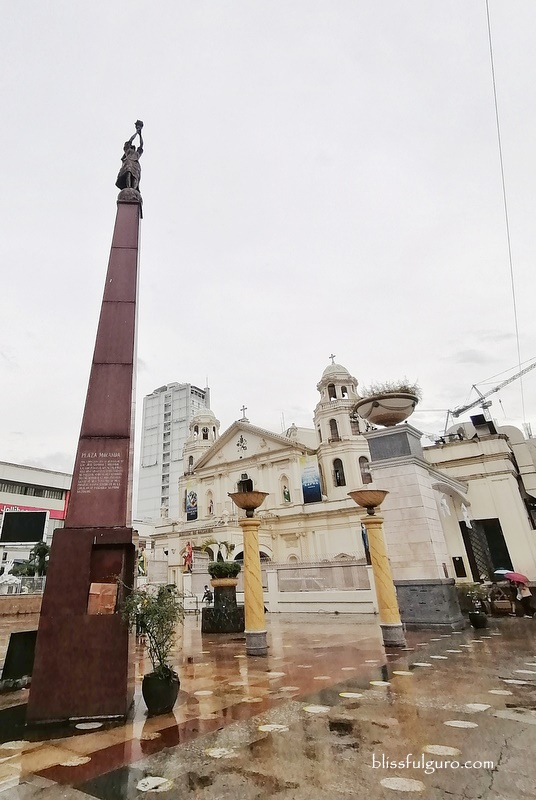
[
  {"xmin": 380, "ymin": 622, "xmax": 407, "ymax": 647},
  {"xmin": 245, "ymin": 629, "xmax": 268, "ymax": 656}
]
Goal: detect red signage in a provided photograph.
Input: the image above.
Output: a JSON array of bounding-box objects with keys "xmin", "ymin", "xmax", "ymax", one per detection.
[{"xmin": 0, "ymin": 503, "xmax": 65, "ymax": 520}]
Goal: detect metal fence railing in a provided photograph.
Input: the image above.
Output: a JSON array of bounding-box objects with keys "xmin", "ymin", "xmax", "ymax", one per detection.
[
  {"xmin": 233, "ymin": 558, "xmax": 369, "ymax": 593},
  {"xmin": 18, "ymin": 576, "xmax": 46, "ymax": 594},
  {"xmin": 274, "ymin": 561, "xmax": 370, "ymax": 592}
]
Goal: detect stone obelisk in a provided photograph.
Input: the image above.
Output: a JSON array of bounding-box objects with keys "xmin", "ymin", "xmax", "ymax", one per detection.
[{"xmin": 27, "ymin": 123, "xmax": 144, "ymax": 723}]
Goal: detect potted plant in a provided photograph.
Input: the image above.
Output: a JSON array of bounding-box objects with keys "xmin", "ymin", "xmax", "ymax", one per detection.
[
  {"xmin": 466, "ymin": 583, "xmax": 489, "ymax": 629},
  {"xmin": 354, "ymin": 379, "xmax": 422, "ymax": 427},
  {"xmin": 202, "ymin": 561, "xmax": 244, "ymax": 634},
  {"xmin": 122, "ymin": 583, "xmax": 184, "ymax": 715}
]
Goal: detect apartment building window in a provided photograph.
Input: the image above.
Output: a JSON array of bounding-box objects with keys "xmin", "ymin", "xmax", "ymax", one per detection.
[{"xmin": 0, "ymin": 481, "xmax": 63, "ymax": 500}]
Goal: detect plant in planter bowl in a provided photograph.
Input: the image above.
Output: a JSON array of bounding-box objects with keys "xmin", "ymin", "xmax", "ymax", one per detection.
[
  {"xmin": 208, "ymin": 560, "xmax": 242, "ymax": 584},
  {"xmin": 354, "ymin": 379, "xmax": 422, "ymax": 428},
  {"xmin": 202, "ymin": 561, "xmax": 244, "ymax": 633},
  {"xmin": 122, "ymin": 583, "xmax": 184, "ymax": 715}
]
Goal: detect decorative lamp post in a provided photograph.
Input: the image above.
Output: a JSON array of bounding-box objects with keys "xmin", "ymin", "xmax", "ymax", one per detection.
[
  {"xmin": 348, "ymin": 489, "xmax": 406, "ymax": 647},
  {"xmin": 228, "ymin": 483, "xmax": 269, "ymax": 656}
]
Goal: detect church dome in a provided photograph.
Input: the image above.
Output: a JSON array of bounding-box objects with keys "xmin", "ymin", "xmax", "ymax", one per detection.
[
  {"xmin": 316, "ymin": 359, "xmax": 358, "ymax": 400},
  {"xmin": 186, "ymin": 408, "xmax": 220, "ymax": 445},
  {"xmin": 322, "ymin": 362, "xmax": 351, "ymax": 378}
]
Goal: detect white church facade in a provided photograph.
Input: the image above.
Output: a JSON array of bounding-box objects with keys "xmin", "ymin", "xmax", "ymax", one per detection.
[{"xmin": 155, "ymin": 362, "xmax": 374, "ymax": 572}]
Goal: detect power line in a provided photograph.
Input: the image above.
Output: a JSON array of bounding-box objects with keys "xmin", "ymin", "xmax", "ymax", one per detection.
[{"xmin": 485, "ymin": 0, "xmax": 526, "ymax": 421}]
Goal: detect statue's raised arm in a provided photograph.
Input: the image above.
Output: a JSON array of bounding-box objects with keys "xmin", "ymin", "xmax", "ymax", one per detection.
[{"xmin": 116, "ymin": 120, "xmax": 144, "ymax": 193}]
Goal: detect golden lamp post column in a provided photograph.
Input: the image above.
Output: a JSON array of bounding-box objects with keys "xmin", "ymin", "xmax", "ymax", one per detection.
[
  {"xmin": 348, "ymin": 489, "xmax": 406, "ymax": 647},
  {"xmin": 228, "ymin": 489, "xmax": 269, "ymax": 656}
]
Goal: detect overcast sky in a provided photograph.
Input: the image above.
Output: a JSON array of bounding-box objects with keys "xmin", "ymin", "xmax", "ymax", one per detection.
[{"xmin": 2, "ymin": 1, "xmax": 536, "ymax": 484}]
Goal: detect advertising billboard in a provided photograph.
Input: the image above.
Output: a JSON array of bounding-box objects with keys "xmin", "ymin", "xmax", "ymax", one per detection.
[
  {"xmin": 0, "ymin": 510, "xmax": 49, "ymax": 545},
  {"xmin": 186, "ymin": 487, "xmax": 198, "ymax": 522},
  {"xmin": 300, "ymin": 456, "xmax": 322, "ymax": 504}
]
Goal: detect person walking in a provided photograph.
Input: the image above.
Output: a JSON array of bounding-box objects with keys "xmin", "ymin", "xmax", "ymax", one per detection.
[
  {"xmin": 202, "ymin": 585, "xmax": 213, "ymax": 605},
  {"xmin": 516, "ymin": 582, "xmax": 536, "ymax": 617}
]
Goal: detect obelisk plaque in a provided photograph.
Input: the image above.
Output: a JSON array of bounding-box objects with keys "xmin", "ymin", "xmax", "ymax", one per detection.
[{"xmin": 27, "ymin": 123, "xmax": 144, "ymax": 723}]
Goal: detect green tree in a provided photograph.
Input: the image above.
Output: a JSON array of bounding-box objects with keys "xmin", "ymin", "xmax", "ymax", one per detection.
[
  {"xmin": 122, "ymin": 584, "xmax": 184, "ymax": 679},
  {"xmin": 28, "ymin": 542, "xmax": 50, "ymax": 576}
]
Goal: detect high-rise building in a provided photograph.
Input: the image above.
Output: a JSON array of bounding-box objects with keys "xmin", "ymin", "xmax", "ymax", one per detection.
[{"xmin": 136, "ymin": 382, "xmax": 210, "ymax": 521}]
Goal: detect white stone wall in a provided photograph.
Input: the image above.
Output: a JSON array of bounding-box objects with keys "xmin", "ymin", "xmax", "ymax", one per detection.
[{"xmin": 370, "ymin": 459, "xmax": 452, "ymax": 581}]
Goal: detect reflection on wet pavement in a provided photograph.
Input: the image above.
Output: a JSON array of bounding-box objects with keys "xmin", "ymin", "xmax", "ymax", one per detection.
[{"xmin": 1, "ymin": 614, "xmax": 536, "ymax": 797}]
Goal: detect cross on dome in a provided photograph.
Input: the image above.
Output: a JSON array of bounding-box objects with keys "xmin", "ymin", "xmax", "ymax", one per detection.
[
  {"xmin": 240, "ymin": 405, "xmax": 248, "ymax": 419},
  {"xmin": 329, "ymin": 353, "xmax": 336, "ymax": 364}
]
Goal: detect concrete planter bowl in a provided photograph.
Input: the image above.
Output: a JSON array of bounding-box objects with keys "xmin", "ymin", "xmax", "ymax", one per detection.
[
  {"xmin": 354, "ymin": 392, "xmax": 419, "ymax": 428},
  {"xmin": 210, "ymin": 578, "xmax": 239, "ymax": 588}
]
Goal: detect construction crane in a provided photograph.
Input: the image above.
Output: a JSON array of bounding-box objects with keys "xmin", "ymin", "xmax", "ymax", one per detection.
[{"xmin": 444, "ymin": 360, "xmax": 536, "ymax": 432}]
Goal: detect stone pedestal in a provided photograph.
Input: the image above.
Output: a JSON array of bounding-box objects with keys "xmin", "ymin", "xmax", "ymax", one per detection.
[
  {"xmin": 395, "ymin": 578, "xmax": 466, "ymax": 631},
  {"xmin": 27, "ymin": 193, "xmax": 141, "ymax": 723},
  {"xmin": 240, "ymin": 517, "xmax": 267, "ymax": 656},
  {"xmin": 365, "ymin": 425, "xmax": 465, "ymax": 630},
  {"xmin": 202, "ymin": 581, "xmax": 245, "ymax": 633}
]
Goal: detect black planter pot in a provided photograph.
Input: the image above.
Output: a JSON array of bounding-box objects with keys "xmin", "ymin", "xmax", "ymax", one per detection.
[
  {"xmin": 468, "ymin": 611, "xmax": 488, "ymax": 629},
  {"xmin": 142, "ymin": 671, "xmax": 180, "ymax": 715}
]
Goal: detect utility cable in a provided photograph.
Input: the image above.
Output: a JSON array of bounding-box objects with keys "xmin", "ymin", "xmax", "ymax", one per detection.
[{"xmin": 485, "ymin": 0, "xmax": 526, "ymax": 421}]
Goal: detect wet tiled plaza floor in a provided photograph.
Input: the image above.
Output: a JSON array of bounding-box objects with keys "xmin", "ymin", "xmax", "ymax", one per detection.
[{"xmin": 1, "ymin": 612, "xmax": 536, "ymax": 798}]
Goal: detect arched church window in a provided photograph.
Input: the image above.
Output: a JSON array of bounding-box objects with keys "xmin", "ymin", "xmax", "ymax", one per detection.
[
  {"xmin": 212, "ymin": 426, "xmax": 216, "ymax": 439},
  {"xmin": 341, "ymin": 386, "xmax": 348, "ymax": 399},
  {"xmin": 188, "ymin": 455, "xmax": 194, "ymax": 472},
  {"xmin": 350, "ymin": 414, "xmax": 360, "ymax": 435},
  {"xmin": 329, "ymin": 419, "xmax": 340, "ymax": 441},
  {"xmin": 359, "ymin": 456, "xmax": 372, "ymax": 484},
  {"xmin": 237, "ymin": 474, "xmax": 253, "ymax": 492},
  {"xmin": 328, "ymin": 383, "xmax": 337, "ymax": 400},
  {"xmin": 317, "ymin": 427, "xmax": 322, "ymax": 443},
  {"xmin": 333, "ymin": 458, "xmax": 346, "ymax": 487},
  {"xmin": 202, "ymin": 427, "xmax": 209, "ymax": 440}
]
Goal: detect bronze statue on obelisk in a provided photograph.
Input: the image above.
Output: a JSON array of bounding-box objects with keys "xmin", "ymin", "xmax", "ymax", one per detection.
[{"xmin": 116, "ymin": 120, "xmax": 144, "ymax": 195}]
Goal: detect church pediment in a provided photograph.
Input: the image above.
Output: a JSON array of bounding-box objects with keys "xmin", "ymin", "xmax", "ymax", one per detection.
[{"xmin": 193, "ymin": 421, "xmax": 314, "ymax": 472}]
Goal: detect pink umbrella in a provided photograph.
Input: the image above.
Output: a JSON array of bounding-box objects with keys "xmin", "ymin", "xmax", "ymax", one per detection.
[{"xmin": 504, "ymin": 571, "xmax": 529, "ymax": 584}]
